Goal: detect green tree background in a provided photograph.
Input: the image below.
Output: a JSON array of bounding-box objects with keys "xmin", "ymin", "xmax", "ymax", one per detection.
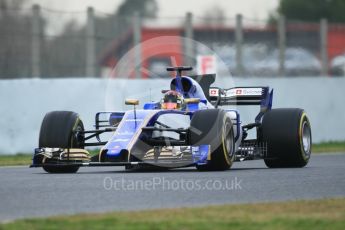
[{"xmin": 272, "ymin": 0, "xmax": 345, "ymax": 23}]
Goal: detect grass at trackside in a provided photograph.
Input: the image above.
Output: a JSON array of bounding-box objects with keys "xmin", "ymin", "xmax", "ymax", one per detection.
[
  {"xmin": 1, "ymin": 198, "xmax": 345, "ymax": 230},
  {"xmin": 0, "ymin": 141, "xmax": 344, "ymax": 166},
  {"xmin": 312, "ymin": 141, "xmax": 345, "ymax": 153},
  {"xmin": 0, "ymin": 154, "xmax": 32, "ymax": 166}
]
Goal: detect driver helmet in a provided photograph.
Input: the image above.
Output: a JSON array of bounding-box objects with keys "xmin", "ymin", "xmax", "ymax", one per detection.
[{"xmin": 161, "ymin": 90, "xmax": 184, "ymax": 110}]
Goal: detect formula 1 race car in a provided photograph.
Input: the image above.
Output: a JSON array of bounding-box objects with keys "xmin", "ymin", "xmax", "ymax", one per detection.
[{"xmin": 31, "ymin": 66, "xmax": 312, "ymax": 173}]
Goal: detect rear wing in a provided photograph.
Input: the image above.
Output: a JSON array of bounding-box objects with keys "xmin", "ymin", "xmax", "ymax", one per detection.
[
  {"xmin": 209, "ymin": 86, "xmax": 273, "ymax": 122},
  {"xmin": 209, "ymin": 87, "xmax": 272, "ymax": 106}
]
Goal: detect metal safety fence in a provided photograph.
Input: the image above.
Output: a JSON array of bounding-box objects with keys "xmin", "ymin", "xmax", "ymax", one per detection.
[{"xmin": 1, "ymin": 5, "xmax": 345, "ymax": 79}]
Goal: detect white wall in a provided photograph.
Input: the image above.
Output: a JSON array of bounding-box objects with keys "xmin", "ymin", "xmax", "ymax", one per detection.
[{"xmin": 0, "ymin": 77, "xmax": 344, "ymax": 154}]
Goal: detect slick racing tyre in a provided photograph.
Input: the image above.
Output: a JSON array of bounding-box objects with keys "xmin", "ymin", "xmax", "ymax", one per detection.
[
  {"xmin": 39, "ymin": 111, "xmax": 84, "ymax": 173},
  {"xmin": 261, "ymin": 108, "xmax": 312, "ymax": 168},
  {"xmin": 190, "ymin": 109, "xmax": 235, "ymax": 171}
]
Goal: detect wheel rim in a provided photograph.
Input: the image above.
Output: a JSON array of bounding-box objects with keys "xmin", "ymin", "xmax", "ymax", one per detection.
[
  {"xmin": 301, "ymin": 121, "xmax": 311, "ymax": 154},
  {"xmin": 73, "ymin": 124, "xmax": 84, "ymax": 148},
  {"xmin": 224, "ymin": 123, "xmax": 233, "ymax": 157}
]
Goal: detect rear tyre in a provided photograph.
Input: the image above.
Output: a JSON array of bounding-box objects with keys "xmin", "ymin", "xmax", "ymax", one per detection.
[
  {"xmin": 261, "ymin": 108, "xmax": 312, "ymax": 168},
  {"xmin": 191, "ymin": 109, "xmax": 235, "ymax": 171},
  {"xmin": 39, "ymin": 111, "xmax": 84, "ymax": 173}
]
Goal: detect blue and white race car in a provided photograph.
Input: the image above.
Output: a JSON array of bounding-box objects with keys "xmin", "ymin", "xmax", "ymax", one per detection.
[{"xmin": 31, "ymin": 66, "xmax": 312, "ymax": 173}]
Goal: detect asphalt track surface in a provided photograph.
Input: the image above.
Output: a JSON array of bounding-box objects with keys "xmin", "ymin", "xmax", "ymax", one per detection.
[{"xmin": 0, "ymin": 153, "xmax": 344, "ymax": 222}]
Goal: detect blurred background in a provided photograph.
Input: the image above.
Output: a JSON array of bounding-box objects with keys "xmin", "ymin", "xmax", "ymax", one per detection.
[
  {"xmin": 1, "ymin": 0, "xmax": 345, "ymax": 79},
  {"xmin": 1, "ymin": 0, "xmax": 345, "ymax": 153}
]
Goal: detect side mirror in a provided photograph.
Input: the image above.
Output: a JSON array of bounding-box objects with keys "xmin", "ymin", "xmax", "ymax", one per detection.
[
  {"xmin": 185, "ymin": 98, "xmax": 200, "ymax": 104},
  {"xmin": 125, "ymin": 99, "xmax": 139, "ymax": 106}
]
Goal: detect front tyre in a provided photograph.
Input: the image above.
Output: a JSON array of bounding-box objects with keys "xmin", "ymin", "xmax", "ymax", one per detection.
[
  {"xmin": 191, "ymin": 109, "xmax": 235, "ymax": 171},
  {"xmin": 261, "ymin": 108, "xmax": 312, "ymax": 168},
  {"xmin": 39, "ymin": 111, "xmax": 84, "ymax": 173}
]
